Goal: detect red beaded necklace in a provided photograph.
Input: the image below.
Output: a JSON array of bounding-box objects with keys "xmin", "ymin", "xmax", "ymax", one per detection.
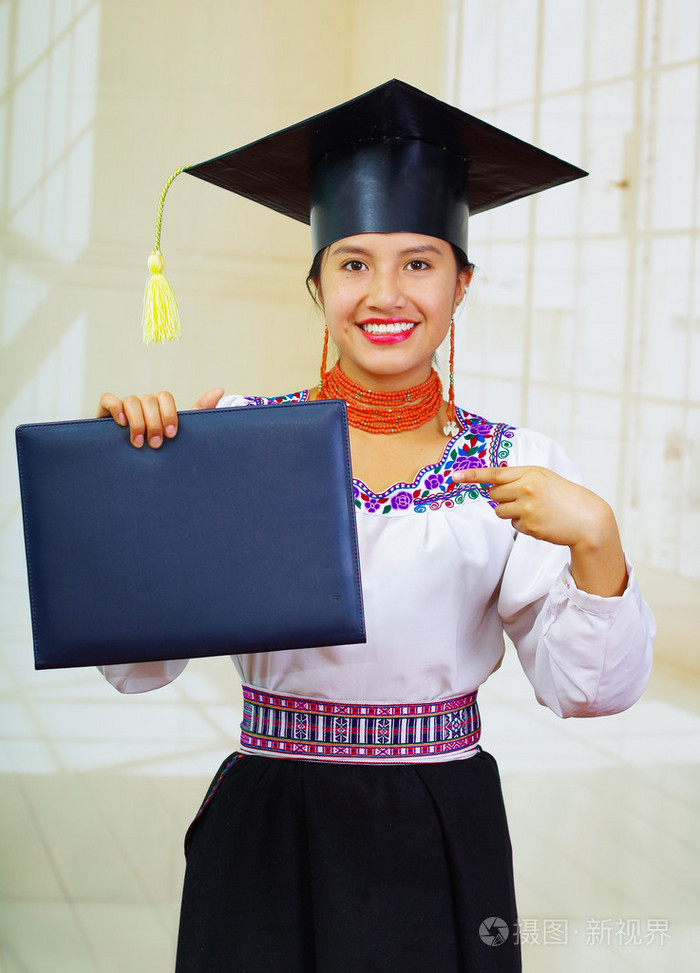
[{"xmin": 317, "ymin": 363, "xmax": 445, "ymax": 435}]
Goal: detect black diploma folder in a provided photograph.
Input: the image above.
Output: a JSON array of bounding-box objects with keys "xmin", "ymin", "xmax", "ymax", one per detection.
[{"xmin": 15, "ymin": 400, "xmax": 365, "ymax": 669}]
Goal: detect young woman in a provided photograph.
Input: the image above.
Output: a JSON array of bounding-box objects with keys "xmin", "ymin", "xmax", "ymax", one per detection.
[{"xmin": 97, "ymin": 82, "xmax": 654, "ymax": 972}]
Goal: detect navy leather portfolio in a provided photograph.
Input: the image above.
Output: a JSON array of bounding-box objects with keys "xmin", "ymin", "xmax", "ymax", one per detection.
[{"xmin": 16, "ymin": 401, "xmax": 365, "ymax": 669}]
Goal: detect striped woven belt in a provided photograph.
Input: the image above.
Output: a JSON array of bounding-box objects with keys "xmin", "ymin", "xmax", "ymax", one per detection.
[{"xmin": 240, "ymin": 685, "xmax": 481, "ymax": 762}]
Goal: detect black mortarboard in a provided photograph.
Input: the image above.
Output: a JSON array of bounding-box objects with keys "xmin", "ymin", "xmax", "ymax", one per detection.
[
  {"xmin": 185, "ymin": 78, "xmax": 587, "ymax": 257},
  {"xmin": 142, "ymin": 80, "xmax": 586, "ymax": 342}
]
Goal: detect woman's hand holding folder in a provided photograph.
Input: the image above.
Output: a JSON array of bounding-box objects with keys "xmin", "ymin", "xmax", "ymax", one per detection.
[{"xmin": 96, "ymin": 388, "xmax": 224, "ymax": 449}]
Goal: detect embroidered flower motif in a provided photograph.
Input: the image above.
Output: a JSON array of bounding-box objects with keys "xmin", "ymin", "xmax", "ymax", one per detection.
[
  {"xmin": 467, "ymin": 422, "xmax": 494, "ymax": 436},
  {"xmin": 424, "ymin": 472, "xmax": 445, "ymax": 490},
  {"xmin": 390, "ymin": 491, "xmax": 413, "ymax": 510},
  {"xmin": 452, "ymin": 456, "xmax": 487, "ymax": 471},
  {"xmin": 365, "ymin": 497, "xmax": 381, "ymax": 512}
]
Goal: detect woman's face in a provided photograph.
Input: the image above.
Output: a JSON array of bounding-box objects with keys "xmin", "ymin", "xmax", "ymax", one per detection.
[{"xmin": 317, "ymin": 233, "xmax": 471, "ymax": 391}]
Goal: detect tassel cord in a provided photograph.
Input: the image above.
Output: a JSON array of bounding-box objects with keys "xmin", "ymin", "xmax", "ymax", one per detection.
[{"xmin": 152, "ymin": 164, "xmax": 190, "ymax": 255}]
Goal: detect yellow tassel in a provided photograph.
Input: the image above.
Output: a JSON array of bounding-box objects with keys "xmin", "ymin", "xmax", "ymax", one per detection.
[
  {"xmin": 141, "ymin": 165, "xmax": 190, "ymax": 344},
  {"xmin": 142, "ymin": 251, "xmax": 181, "ymax": 344}
]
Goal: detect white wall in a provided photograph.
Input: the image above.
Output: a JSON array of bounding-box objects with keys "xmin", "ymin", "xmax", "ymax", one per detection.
[{"xmin": 447, "ymin": 0, "xmax": 700, "ymax": 674}]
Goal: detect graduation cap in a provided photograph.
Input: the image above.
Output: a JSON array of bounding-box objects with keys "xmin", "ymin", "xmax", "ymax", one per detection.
[{"xmin": 142, "ymin": 79, "xmax": 586, "ymax": 343}]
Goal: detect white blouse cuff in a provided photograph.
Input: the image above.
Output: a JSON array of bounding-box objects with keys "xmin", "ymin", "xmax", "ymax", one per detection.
[{"xmin": 557, "ymin": 556, "xmax": 638, "ymax": 614}]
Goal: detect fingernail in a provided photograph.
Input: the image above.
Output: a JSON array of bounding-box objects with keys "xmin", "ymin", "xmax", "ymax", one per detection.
[
  {"xmin": 134, "ymin": 434, "xmax": 144, "ymax": 448},
  {"xmin": 118, "ymin": 412, "xmax": 126, "ymax": 425},
  {"xmin": 149, "ymin": 435, "xmax": 162, "ymax": 448},
  {"xmin": 165, "ymin": 424, "xmax": 176, "ymax": 438}
]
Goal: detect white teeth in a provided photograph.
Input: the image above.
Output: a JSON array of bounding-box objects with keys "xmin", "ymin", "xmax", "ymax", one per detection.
[{"xmin": 361, "ymin": 322, "xmax": 416, "ymax": 334}]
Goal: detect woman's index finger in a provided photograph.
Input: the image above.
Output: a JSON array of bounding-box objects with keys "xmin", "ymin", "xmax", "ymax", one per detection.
[{"xmin": 452, "ymin": 465, "xmax": 527, "ymax": 484}]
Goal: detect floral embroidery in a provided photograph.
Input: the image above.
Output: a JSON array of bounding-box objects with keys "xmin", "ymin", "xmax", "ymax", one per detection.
[
  {"xmin": 353, "ymin": 406, "xmax": 515, "ymax": 515},
  {"xmin": 390, "ymin": 491, "xmax": 413, "ymax": 511},
  {"xmin": 241, "ymin": 393, "xmax": 515, "ymax": 516},
  {"xmin": 424, "ymin": 472, "xmax": 445, "ymax": 490},
  {"xmin": 241, "ymin": 390, "xmax": 310, "ymax": 407},
  {"xmin": 452, "ymin": 456, "xmax": 486, "ymax": 471}
]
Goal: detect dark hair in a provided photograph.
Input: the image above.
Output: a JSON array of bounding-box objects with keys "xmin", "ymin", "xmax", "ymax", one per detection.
[
  {"xmin": 451, "ymin": 245, "xmax": 473, "ymax": 274},
  {"xmin": 305, "ymin": 249, "xmax": 325, "ymax": 304},
  {"xmin": 306, "ymin": 243, "xmax": 473, "ymax": 304}
]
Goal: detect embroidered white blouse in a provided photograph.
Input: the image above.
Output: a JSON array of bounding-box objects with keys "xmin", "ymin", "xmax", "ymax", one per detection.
[{"xmin": 100, "ymin": 392, "xmax": 655, "ymax": 729}]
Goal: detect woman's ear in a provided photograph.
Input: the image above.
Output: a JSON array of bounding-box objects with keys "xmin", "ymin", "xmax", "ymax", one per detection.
[{"xmin": 453, "ymin": 266, "xmax": 473, "ymax": 312}]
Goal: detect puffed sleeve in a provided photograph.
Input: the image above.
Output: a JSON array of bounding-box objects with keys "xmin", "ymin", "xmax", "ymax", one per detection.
[
  {"xmin": 497, "ymin": 430, "xmax": 655, "ymax": 718},
  {"xmin": 99, "ymin": 659, "xmax": 189, "ymax": 694}
]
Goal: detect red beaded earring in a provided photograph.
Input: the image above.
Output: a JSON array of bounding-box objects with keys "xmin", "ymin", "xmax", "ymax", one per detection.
[
  {"xmin": 318, "ymin": 326, "xmax": 330, "ymax": 392},
  {"xmin": 443, "ymin": 319, "xmax": 459, "ymax": 437}
]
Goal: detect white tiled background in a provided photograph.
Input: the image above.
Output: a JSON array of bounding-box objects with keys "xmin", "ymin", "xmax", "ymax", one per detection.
[
  {"xmin": 2, "ymin": 1, "xmax": 699, "ymax": 970},
  {"xmin": 452, "ymin": 0, "xmax": 700, "ymax": 583}
]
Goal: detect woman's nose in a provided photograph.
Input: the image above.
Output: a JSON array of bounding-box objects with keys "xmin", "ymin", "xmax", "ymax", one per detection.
[{"xmin": 367, "ymin": 268, "xmax": 405, "ymax": 310}]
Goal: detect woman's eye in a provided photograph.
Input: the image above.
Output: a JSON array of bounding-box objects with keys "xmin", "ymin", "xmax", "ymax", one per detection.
[
  {"xmin": 407, "ymin": 259, "xmax": 429, "ymax": 271},
  {"xmin": 343, "ymin": 260, "xmax": 367, "ymax": 272}
]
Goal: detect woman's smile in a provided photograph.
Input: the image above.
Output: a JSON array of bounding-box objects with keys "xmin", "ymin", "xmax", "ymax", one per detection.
[{"xmin": 357, "ymin": 318, "xmax": 419, "ymax": 342}]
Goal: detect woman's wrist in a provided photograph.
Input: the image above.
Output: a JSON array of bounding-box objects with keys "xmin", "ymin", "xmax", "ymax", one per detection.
[{"xmin": 569, "ymin": 507, "xmax": 628, "ymax": 596}]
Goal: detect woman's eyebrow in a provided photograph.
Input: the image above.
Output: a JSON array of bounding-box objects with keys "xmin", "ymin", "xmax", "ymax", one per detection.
[
  {"xmin": 329, "ymin": 244, "xmax": 372, "ymax": 257},
  {"xmin": 398, "ymin": 244, "xmax": 442, "ymax": 256}
]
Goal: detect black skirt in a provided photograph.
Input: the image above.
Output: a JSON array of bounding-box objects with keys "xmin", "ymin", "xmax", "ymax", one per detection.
[{"xmin": 175, "ymin": 750, "xmax": 521, "ymax": 972}]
